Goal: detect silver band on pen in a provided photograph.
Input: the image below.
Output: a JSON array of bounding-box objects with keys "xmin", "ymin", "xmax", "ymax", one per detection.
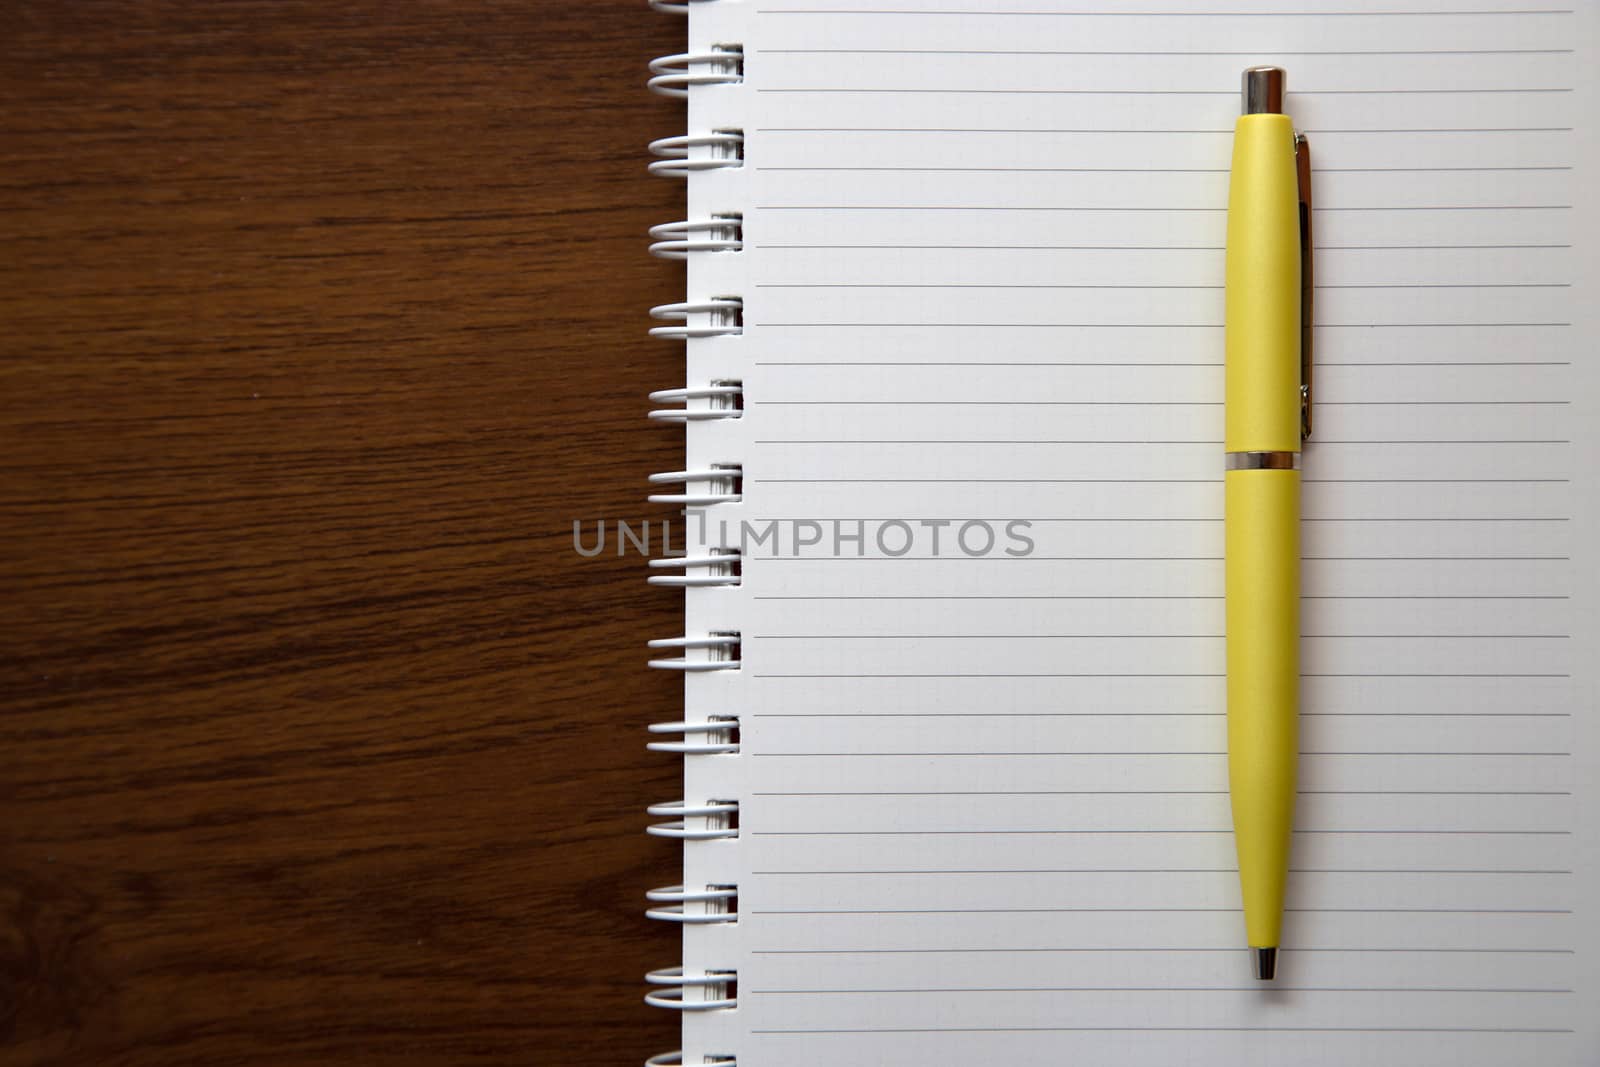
[{"xmin": 1225, "ymin": 451, "xmax": 1302, "ymax": 471}]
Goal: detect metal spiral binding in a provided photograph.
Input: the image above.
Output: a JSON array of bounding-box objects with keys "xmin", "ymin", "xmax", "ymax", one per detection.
[
  {"xmin": 647, "ymin": 549, "xmax": 742, "ymax": 588},
  {"xmin": 645, "ymin": 884, "xmax": 738, "ymax": 925},
  {"xmin": 648, "ymin": 132, "xmax": 744, "ymax": 178},
  {"xmin": 647, "ymin": 467, "xmax": 742, "ymax": 507},
  {"xmin": 646, "ymin": 633, "xmax": 742, "ymax": 671},
  {"xmin": 646, "ymin": 1056, "xmax": 735, "ymax": 1067},
  {"xmin": 647, "ymin": 0, "xmax": 716, "ymax": 13},
  {"xmin": 645, "ymin": 799, "xmax": 740, "ymax": 840},
  {"xmin": 648, "ymin": 300, "xmax": 743, "ymax": 341},
  {"xmin": 647, "ymin": 715, "xmax": 740, "ymax": 754},
  {"xmin": 648, "ymin": 384, "xmax": 743, "ymax": 424},
  {"xmin": 645, "ymin": 968, "xmax": 740, "ymax": 1012},
  {"xmin": 648, "ymin": 217, "xmax": 743, "ymax": 260},
  {"xmin": 646, "ymin": 4, "xmax": 742, "ymax": 1060},
  {"xmin": 647, "ymin": 1053, "xmax": 736, "ymax": 1067},
  {"xmin": 649, "ymin": 48, "xmax": 743, "ymax": 99}
]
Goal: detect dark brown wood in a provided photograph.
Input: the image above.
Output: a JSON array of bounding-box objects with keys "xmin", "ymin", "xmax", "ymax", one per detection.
[{"xmin": 1, "ymin": 3, "xmax": 688, "ymax": 1062}]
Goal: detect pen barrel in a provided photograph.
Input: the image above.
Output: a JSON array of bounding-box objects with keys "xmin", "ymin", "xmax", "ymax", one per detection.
[
  {"xmin": 1225, "ymin": 114, "xmax": 1302, "ymax": 454},
  {"xmin": 1225, "ymin": 468, "xmax": 1300, "ymax": 950}
]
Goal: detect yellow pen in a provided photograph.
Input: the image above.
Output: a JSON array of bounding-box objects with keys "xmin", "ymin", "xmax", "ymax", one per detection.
[{"xmin": 1224, "ymin": 65, "xmax": 1312, "ymax": 982}]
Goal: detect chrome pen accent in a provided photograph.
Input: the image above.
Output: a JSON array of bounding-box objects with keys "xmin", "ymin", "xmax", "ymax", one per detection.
[
  {"xmin": 1225, "ymin": 451, "xmax": 1302, "ymax": 471},
  {"xmin": 1296, "ymin": 132, "xmax": 1314, "ymax": 441},
  {"xmin": 1242, "ymin": 65, "xmax": 1285, "ymax": 116}
]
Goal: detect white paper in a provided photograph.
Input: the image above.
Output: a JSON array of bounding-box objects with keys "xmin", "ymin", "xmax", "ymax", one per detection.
[{"xmin": 670, "ymin": 3, "xmax": 1598, "ymax": 1063}]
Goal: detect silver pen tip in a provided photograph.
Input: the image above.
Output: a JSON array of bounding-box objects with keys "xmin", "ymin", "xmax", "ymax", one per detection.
[
  {"xmin": 1242, "ymin": 66, "xmax": 1286, "ymax": 115},
  {"xmin": 1252, "ymin": 946, "xmax": 1279, "ymax": 981}
]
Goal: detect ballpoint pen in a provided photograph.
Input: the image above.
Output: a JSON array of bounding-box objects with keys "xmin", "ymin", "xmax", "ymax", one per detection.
[{"xmin": 1225, "ymin": 65, "xmax": 1312, "ymax": 982}]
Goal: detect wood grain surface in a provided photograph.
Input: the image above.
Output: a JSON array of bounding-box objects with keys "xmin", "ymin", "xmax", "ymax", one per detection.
[{"xmin": 1, "ymin": 3, "xmax": 687, "ymax": 1063}]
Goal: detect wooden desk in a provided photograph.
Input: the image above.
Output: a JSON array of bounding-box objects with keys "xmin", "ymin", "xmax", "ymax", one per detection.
[{"xmin": 1, "ymin": 3, "xmax": 685, "ymax": 1062}]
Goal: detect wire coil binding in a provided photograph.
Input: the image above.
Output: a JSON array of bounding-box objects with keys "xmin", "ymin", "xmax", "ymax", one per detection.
[
  {"xmin": 645, "ymin": 6, "xmax": 742, "ymax": 1061},
  {"xmin": 649, "ymin": 217, "xmax": 743, "ymax": 260},
  {"xmin": 648, "ymin": 549, "xmax": 742, "ymax": 588},
  {"xmin": 645, "ymin": 968, "xmax": 739, "ymax": 1012},
  {"xmin": 645, "ymin": 884, "xmax": 739, "ymax": 925},
  {"xmin": 647, "ymin": 716, "xmax": 740, "ymax": 754},
  {"xmin": 649, "ymin": 49, "xmax": 744, "ymax": 99},
  {"xmin": 646, "ymin": 799, "xmax": 740, "ymax": 840},
  {"xmin": 647, "ymin": 0, "xmax": 716, "ymax": 13},
  {"xmin": 648, "ymin": 132, "xmax": 744, "ymax": 178},
  {"xmin": 646, "ymin": 1053, "xmax": 736, "ymax": 1067},
  {"xmin": 647, "ymin": 468, "xmax": 742, "ymax": 507},
  {"xmin": 649, "ymin": 300, "xmax": 743, "ymax": 341},
  {"xmin": 646, "ymin": 633, "xmax": 742, "ymax": 671},
  {"xmin": 648, "ymin": 384, "xmax": 743, "ymax": 423}
]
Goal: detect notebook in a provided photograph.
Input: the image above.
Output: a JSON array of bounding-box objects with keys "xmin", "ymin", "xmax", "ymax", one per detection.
[{"xmin": 640, "ymin": 3, "xmax": 1598, "ymax": 1064}]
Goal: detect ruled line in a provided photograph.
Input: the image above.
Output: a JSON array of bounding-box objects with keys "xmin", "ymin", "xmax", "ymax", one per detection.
[
  {"xmin": 757, "ymin": 205, "xmax": 1573, "ymax": 212},
  {"xmin": 758, "ymin": 126, "xmax": 1575, "ymax": 134},
  {"xmin": 751, "ymin": 754, "xmax": 1569, "ymax": 760},
  {"xmin": 764, "ymin": 713, "xmax": 1574, "ymax": 723},
  {"xmin": 751, "ymin": 439, "xmax": 1572, "ymax": 444},
  {"xmin": 748, "ymin": 985, "xmax": 1574, "ymax": 994},
  {"xmin": 756, "ymin": 8, "xmax": 1577, "ymax": 16},
  {"xmin": 753, "ymin": 947, "xmax": 1576, "ymax": 956},
  {"xmin": 755, "ymin": 556, "xmax": 1568, "ymax": 563},
  {"xmin": 753, "ymin": 869, "xmax": 1573, "ymax": 876},
  {"xmin": 754, "ymin": 673, "xmax": 1568, "ymax": 678},
  {"xmin": 752, "ymin": 790, "xmax": 1572, "ymax": 796},
  {"xmin": 750, "ymin": 595, "xmax": 1571, "ymax": 601},
  {"xmin": 717, "ymin": 515, "xmax": 1573, "ymax": 520},
  {"xmin": 755, "ymin": 479, "xmax": 1570, "ymax": 486},
  {"xmin": 753, "ymin": 281, "xmax": 1569, "ymax": 289},
  {"xmin": 757, "ymin": 166, "xmax": 1571, "ymax": 174},
  {"xmin": 764, "ymin": 47, "xmax": 1575, "ymax": 55},
  {"xmin": 751, "ymin": 906, "xmax": 1571, "ymax": 913},
  {"xmin": 753, "ymin": 361, "xmax": 1573, "ymax": 367},
  {"xmin": 757, "ymin": 324, "xmax": 1573, "ymax": 329},
  {"xmin": 759, "ymin": 87, "xmax": 1574, "ymax": 95},
  {"xmin": 751, "ymin": 1026, "xmax": 1573, "ymax": 1035},
  {"xmin": 754, "ymin": 244, "xmax": 1572, "ymax": 251},
  {"xmin": 757, "ymin": 398, "xmax": 1570, "ymax": 403},
  {"xmin": 753, "ymin": 633, "xmax": 1571, "ymax": 638}
]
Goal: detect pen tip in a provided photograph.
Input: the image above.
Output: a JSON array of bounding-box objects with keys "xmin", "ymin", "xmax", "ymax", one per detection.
[{"xmin": 1252, "ymin": 946, "xmax": 1278, "ymax": 981}]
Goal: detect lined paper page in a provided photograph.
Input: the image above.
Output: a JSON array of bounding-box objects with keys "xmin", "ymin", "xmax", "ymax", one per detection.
[{"xmin": 687, "ymin": 2, "xmax": 1596, "ymax": 1063}]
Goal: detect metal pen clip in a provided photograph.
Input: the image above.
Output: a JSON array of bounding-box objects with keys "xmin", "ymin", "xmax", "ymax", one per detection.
[{"xmin": 1295, "ymin": 131, "xmax": 1313, "ymax": 441}]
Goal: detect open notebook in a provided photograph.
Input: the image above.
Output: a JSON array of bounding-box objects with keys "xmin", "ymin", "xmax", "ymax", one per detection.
[{"xmin": 641, "ymin": 3, "xmax": 1598, "ymax": 1064}]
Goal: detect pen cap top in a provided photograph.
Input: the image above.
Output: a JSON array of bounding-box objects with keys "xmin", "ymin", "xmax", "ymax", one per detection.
[{"xmin": 1242, "ymin": 66, "xmax": 1286, "ymax": 115}]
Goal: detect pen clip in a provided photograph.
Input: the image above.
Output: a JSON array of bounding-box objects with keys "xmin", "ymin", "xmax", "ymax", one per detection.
[{"xmin": 1295, "ymin": 131, "xmax": 1313, "ymax": 441}]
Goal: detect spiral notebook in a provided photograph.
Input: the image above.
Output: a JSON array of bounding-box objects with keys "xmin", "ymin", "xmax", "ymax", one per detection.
[{"xmin": 640, "ymin": 3, "xmax": 1599, "ymax": 1064}]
